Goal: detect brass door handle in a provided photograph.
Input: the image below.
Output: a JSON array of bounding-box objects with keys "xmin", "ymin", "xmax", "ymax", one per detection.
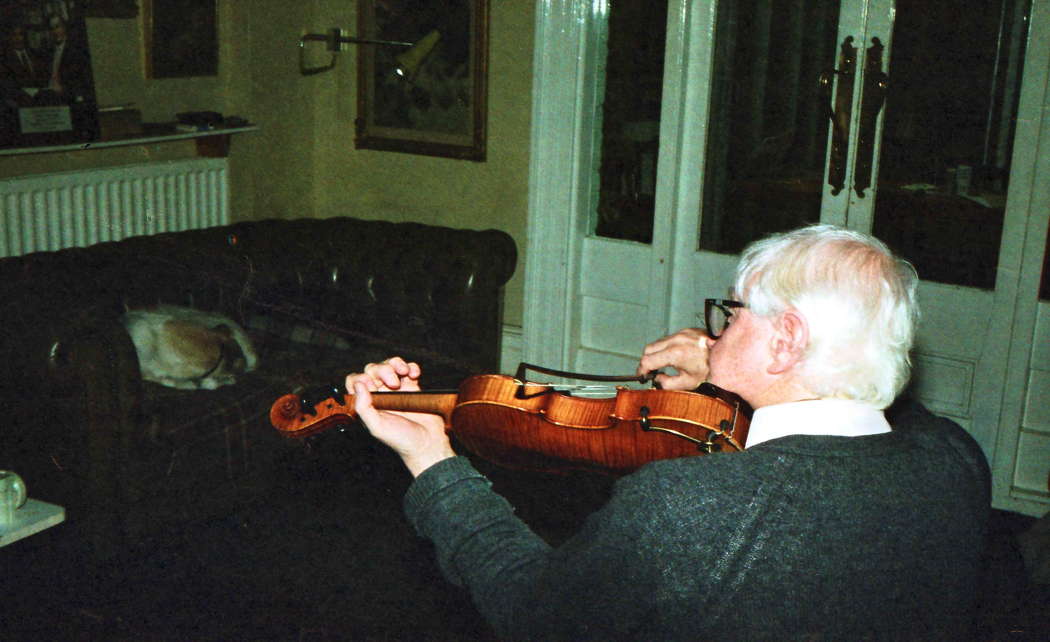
[
  {"xmin": 823, "ymin": 37, "xmax": 857, "ymax": 196},
  {"xmin": 854, "ymin": 37, "xmax": 888, "ymax": 197}
]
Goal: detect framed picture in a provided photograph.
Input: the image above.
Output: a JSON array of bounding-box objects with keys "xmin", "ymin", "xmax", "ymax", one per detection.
[
  {"xmin": 0, "ymin": 0, "xmax": 99, "ymax": 148},
  {"xmin": 355, "ymin": 0, "xmax": 488, "ymax": 161},
  {"xmin": 83, "ymin": 0, "xmax": 137, "ymax": 18},
  {"xmin": 144, "ymin": 0, "xmax": 217, "ymax": 78}
]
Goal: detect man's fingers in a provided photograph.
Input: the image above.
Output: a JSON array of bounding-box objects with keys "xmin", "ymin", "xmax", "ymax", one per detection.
[
  {"xmin": 352, "ymin": 381, "xmax": 381, "ymax": 426},
  {"xmin": 363, "ymin": 357, "xmax": 421, "ymax": 390},
  {"xmin": 641, "ymin": 334, "xmax": 676, "ymax": 357},
  {"xmin": 345, "ymin": 372, "xmax": 376, "ymax": 392}
]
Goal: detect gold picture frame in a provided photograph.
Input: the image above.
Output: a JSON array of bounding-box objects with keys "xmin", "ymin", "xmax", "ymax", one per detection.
[{"xmin": 355, "ymin": 0, "xmax": 488, "ymax": 161}]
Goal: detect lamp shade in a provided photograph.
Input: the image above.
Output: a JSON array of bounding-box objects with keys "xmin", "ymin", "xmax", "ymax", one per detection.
[{"xmin": 396, "ymin": 29, "xmax": 441, "ymax": 80}]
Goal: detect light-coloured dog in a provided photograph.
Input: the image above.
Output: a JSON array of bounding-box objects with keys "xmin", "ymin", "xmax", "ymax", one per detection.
[{"xmin": 122, "ymin": 305, "xmax": 258, "ymax": 390}]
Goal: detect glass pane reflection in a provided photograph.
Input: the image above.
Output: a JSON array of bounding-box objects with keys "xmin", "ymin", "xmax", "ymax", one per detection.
[
  {"xmin": 872, "ymin": 0, "xmax": 1030, "ymax": 290},
  {"xmin": 699, "ymin": 0, "xmax": 842, "ymax": 255},
  {"xmin": 592, "ymin": 0, "xmax": 667, "ymax": 244}
]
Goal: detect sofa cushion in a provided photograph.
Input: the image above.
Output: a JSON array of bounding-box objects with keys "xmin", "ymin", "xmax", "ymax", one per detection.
[{"xmin": 122, "ymin": 312, "xmax": 478, "ymax": 533}]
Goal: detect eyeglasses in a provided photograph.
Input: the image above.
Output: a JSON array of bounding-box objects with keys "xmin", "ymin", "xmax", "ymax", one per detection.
[{"xmin": 704, "ymin": 299, "xmax": 746, "ymax": 339}]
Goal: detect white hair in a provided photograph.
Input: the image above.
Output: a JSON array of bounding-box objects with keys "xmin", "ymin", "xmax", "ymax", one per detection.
[{"xmin": 734, "ymin": 225, "xmax": 919, "ymax": 408}]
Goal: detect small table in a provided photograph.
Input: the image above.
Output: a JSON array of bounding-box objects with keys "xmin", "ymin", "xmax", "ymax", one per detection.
[{"xmin": 0, "ymin": 499, "xmax": 65, "ymax": 547}]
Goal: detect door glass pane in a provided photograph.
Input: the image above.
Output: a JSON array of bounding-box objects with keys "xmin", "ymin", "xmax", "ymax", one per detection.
[
  {"xmin": 592, "ymin": 0, "xmax": 667, "ymax": 244},
  {"xmin": 699, "ymin": 0, "xmax": 842, "ymax": 255},
  {"xmin": 872, "ymin": 0, "xmax": 1031, "ymax": 289}
]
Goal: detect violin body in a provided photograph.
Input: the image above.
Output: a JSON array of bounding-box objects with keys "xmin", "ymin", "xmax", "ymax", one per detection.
[{"xmin": 270, "ymin": 374, "xmax": 751, "ymax": 474}]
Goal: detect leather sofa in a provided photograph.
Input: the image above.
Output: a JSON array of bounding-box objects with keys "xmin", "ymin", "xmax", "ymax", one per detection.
[{"xmin": 0, "ymin": 217, "xmax": 517, "ymax": 560}]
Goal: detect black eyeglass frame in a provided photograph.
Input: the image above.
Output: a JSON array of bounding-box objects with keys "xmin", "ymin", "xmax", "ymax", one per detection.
[{"xmin": 704, "ymin": 298, "xmax": 746, "ymax": 340}]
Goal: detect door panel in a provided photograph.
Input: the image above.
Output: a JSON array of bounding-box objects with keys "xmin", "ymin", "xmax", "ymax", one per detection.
[
  {"xmin": 579, "ymin": 297, "xmax": 650, "ymax": 355},
  {"xmin": 1020, "ymin": 300, "xmax": 1050, "ymax": 502},
  {"xmin": 1013, "ymin": 301, "xmax": 1050, "ymax": 502},
  {"xmin": 908, "ymin": 281, "xmax": 1001, "ymax": 446},
  {"xmin": 580, "ymin": 238, "xmax": 651, "ymax": 304},
  {"xmin": 568, "ymin": 0, "xmax": 677, "ymax": 376},
  {"xmin": 858, "ymin": 0, "xmax": 1033, "ymax": 462},
  {"xmin": 909, "ymin": 352, "xmax": 976, "ymax": 424},
  {"xmin": 579, "ymin": 223, "xmax": 654, "ymax": 375},
  {"xmin": 997, "ymin": 72, "xmax": 1050, "ymax": 514}
]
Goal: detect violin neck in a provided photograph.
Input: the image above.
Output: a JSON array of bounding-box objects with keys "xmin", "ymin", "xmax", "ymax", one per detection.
[{"xmin": 368, "ymin": 390, "xmax": 460, "ymax": 425}]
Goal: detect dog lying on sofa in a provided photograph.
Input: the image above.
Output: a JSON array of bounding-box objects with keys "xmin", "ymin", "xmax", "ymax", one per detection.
[
  {"xmin": 0, "ymin": 217, "xmax": 516, "ymax": 560},
  {"xmin": 122, "ymin": 304, "xmax": 259, "ymax": 390}
]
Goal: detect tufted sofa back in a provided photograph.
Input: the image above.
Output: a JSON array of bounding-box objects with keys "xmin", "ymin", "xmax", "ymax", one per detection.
[{"xmin": 1, "ymin": 217, "xmax": 517, "ymax": 376}]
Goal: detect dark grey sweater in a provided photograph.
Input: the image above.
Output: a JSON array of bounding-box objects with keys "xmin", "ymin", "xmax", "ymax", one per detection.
[{"xmin": 404, "ymin": 401, "xmax": 990, "ymax": 640}]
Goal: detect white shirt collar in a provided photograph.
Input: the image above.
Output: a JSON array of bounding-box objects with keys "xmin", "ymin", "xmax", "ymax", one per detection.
[{"xmin": 745, "ymin": 399, "xmax": 890, "ymax": 448}]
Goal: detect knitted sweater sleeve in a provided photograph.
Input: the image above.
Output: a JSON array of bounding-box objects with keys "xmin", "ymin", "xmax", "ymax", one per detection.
[{"xmin": 403, "ymin": 456, "xmax": 684, "ymax": 640}]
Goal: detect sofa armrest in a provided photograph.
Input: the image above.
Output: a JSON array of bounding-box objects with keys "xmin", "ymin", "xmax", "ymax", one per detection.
[{"xmin": 0, "ymin": 303, "xmax": 143, "ymax": 558}]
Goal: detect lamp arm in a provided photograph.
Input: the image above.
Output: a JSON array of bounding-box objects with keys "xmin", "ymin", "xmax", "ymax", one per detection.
[{"xmin": 299, "ymin": 28, "xmax": 412, "ymax": 76}]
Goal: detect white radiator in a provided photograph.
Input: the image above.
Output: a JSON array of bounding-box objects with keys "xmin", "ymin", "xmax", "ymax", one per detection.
[{"xmin": 0, "ymin": 158, "xmax": 230, "ymax": 258}]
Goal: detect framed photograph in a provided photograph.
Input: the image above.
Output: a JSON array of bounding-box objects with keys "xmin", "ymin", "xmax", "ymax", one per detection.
[
  {"xmin": 144, "ymin": 0, "xmax": 217, "ymax": 79},
  {"xmin": 355, "ymin": 0, "xmax": 488, "ymax": 161},
  {"xmin": 0, "ymin": 0, "xmax": 99, "ymax": 148}
]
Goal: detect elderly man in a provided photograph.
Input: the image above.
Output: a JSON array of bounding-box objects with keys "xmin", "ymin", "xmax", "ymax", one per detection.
[{"xmin": 348, "ymin": 225, "xmax": 990, "ymax": 640}]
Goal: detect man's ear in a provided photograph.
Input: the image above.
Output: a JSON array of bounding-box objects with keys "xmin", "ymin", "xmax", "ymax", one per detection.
[{"xmin": 768, "ymin": 310, "xmax": 809, "ymax": 375}]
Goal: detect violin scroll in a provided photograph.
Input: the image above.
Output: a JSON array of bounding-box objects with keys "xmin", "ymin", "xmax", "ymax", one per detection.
[{"xmin": 270, "ymin": 391, "xmax": 357, "ymax": 439}]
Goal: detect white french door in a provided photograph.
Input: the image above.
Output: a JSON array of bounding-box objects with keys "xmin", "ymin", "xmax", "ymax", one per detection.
[{"xmin": 524, "ymin": 0, "xmax": 1050, "ymax": 513}]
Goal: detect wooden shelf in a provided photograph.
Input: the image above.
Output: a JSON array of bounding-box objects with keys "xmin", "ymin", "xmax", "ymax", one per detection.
[{"xmin": 0, "ymin": 126, "xmax": 258, "ymax": 158}]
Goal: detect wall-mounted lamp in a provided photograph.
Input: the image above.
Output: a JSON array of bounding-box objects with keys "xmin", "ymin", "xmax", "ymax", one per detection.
[
  {"xmin": 298, "ymin": 27, "xmax": 440, "ymax": 78},
  {"xmin": 394, "ymin": 30, "xmax": 441, "ymax": 80},
  {"xmin": 299, "ymin": 28, "xmax": 411, "ymax": 76}
]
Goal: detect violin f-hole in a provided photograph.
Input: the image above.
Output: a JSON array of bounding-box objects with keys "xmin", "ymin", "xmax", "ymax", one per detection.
[{"xmin": 638, "ymin": 406, "xmax": 723, "ymax": 453}]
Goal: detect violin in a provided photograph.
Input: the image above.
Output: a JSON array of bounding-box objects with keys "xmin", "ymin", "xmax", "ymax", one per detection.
[{"xmin": 269, "ymin": 365, "xmax": 751, "ymax": 474}]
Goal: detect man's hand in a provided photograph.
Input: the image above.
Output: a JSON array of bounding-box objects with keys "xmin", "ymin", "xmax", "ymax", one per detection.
[
  {"xmin": 637, "ymin": 328, "xmax": 713, "ymax": 391},
  {"xmin": 346, "ymin": 357, "xmax": 455, "ymax": 477}
]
